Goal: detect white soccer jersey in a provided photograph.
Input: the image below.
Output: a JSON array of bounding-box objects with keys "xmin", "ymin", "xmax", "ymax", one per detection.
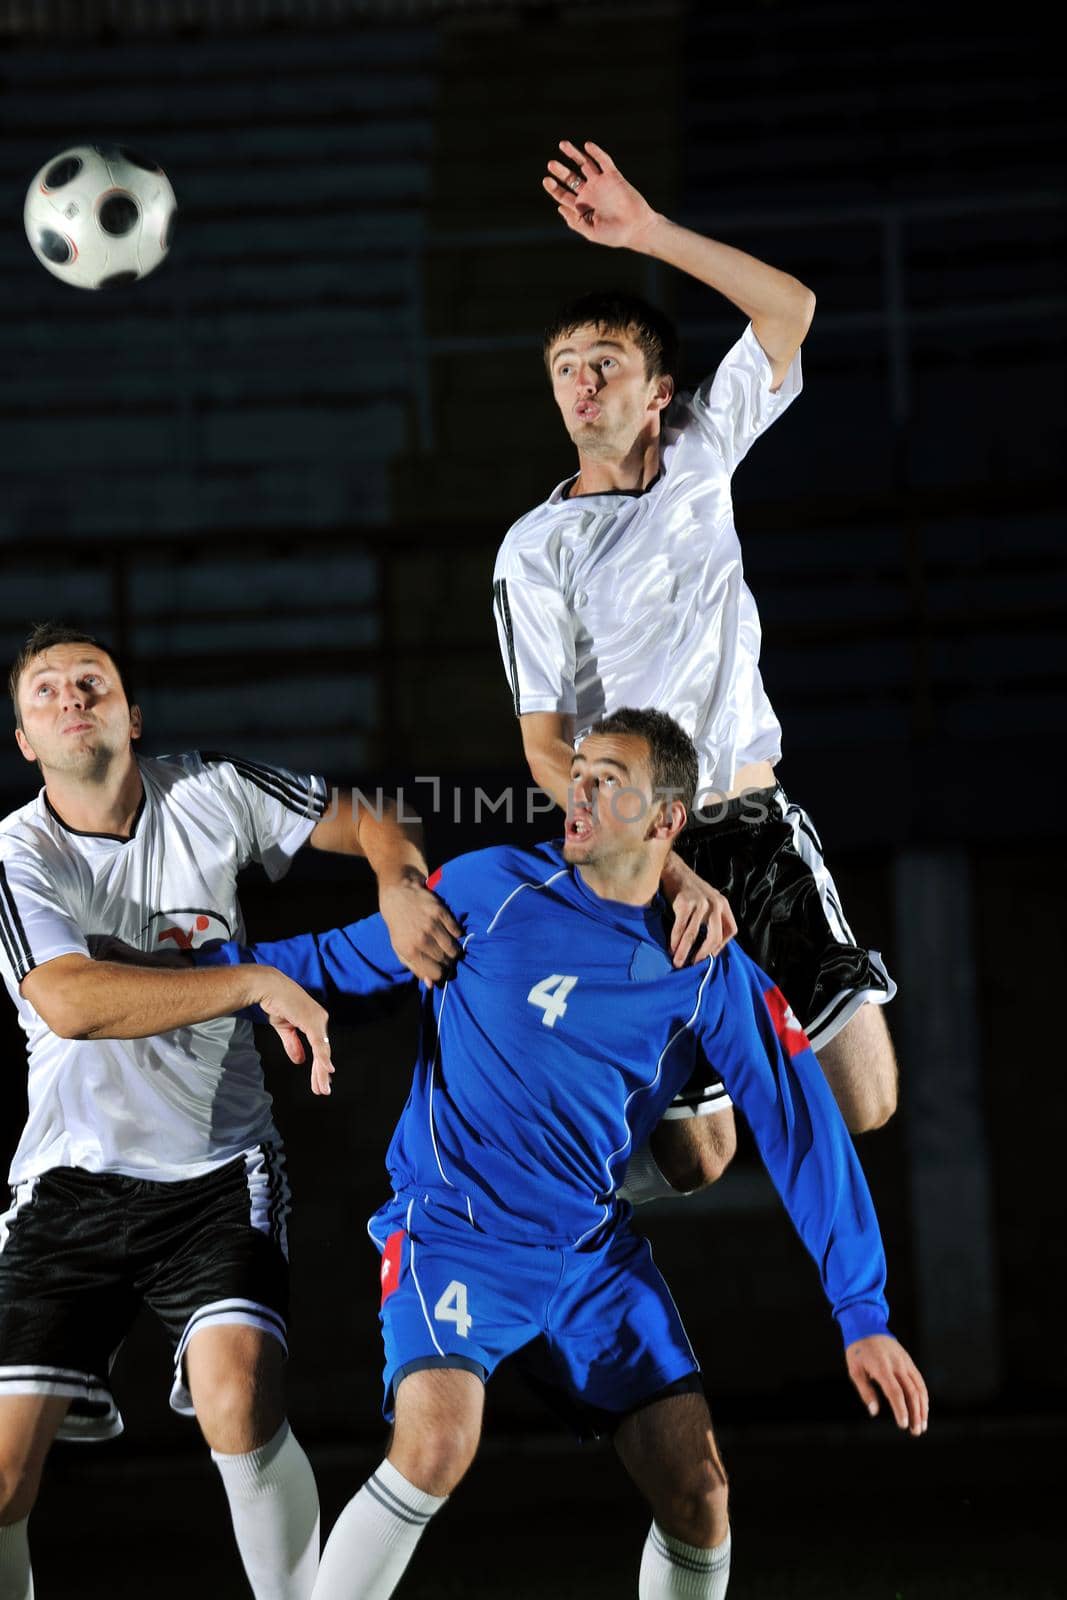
[
  {"xmin": 0, "ymin": 752, "xmax": 326, "ymax": 1185},
  {"xmin": 493, "ymin": 323, "xmax": 801, "ymax": 798}
]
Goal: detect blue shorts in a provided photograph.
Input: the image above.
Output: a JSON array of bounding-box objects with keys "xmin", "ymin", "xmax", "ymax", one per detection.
[{"xmin": 367, "ymin": 1193, "xmax": 700, "ymax": 1438}]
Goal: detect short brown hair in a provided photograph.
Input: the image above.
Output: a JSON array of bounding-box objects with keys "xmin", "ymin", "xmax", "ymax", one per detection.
[
  {"xmin": 589, "ymin": 707, "xmax": 698, "ymax": 811},
  {"xmin": 8, "ymin": 622, "xmax": 131, "ymax": 730},
  {"xmin": 543, "ymin": 290, "xmax": 679, "ymax": 383}
]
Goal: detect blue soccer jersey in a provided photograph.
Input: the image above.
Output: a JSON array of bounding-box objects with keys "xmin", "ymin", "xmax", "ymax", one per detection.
[{"xmin": 200, "ymin": 841, "xmax": 890, "ymax": 1347}]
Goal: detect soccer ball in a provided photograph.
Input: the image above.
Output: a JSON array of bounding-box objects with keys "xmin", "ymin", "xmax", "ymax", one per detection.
[{"xmin": 24, "ymin": 145, "xmax": 177, "ymax": 290}]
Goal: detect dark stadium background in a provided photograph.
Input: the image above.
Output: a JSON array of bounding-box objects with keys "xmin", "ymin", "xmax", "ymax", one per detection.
[{"xmin": 0, "ymin": 2, "xmax": 1063, "ymax": 1595}]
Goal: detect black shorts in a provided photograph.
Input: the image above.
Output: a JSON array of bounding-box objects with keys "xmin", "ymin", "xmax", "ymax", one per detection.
[
  {"xmin": 676, "ymin": 785, "xmax": 895, "ymax": 1051},
  {"xmin": 0, "ymin": 1144, "xmax": 291, "ymax": 1443}
]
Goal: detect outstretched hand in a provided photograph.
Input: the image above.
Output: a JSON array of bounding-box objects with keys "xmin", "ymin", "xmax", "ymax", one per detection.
[
  {"xmin": 255, "ymin": 969, "xmax": 335, "ymax": 1097},
  {"xmin": 543, "ymin": 140, "xmax": 660, "ymax": 250},
  {"xmin": 846, "ymin": 1334, "xmax": 929, "ymax": 1437}
]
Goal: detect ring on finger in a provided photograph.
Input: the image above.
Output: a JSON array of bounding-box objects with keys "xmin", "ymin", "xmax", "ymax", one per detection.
[{"xmin": 566, "ymin": 174, "xmax": 583, "ymax": 193}]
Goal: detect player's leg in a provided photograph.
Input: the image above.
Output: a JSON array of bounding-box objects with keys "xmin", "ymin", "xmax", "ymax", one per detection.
[
  {"xmin": 146, "ymin": 1147, "xmax": 318, "ymax": 1600},
  {"xmin": 816, "ymin": 999, "xmax": 898, "ymax": 1132},
  {"xmin": 312, "ymin": 1367, "xmax": 484, "ymax": 1600},
  {"xmin": 615, "ymin": 1390, "xmax": 732, "ymax": 1598},
  {"xmin": 388, "ymin": 1364, "xmax": 485, "ymax": 1494},
  {"xmin": 186, "ymin": 1321, "xmax": 286, "ymax": 1450},
  {"xmin": 537, "ymin": 1219, "xmax": 730, "ymax": 1595},
  {"xmin": 621, "ymin": 1105, "xmax": 738, "ymax": 1203},
  {"xmin": 311, "ymin": 1195, "xmax": 546, "ymax": 1599},
  {"xmin": 184, "ymin": 1323, "xmax": 319, "ymax": 1600},
  {"xmin": 621, "ymin": 1062, "xmax": 738, "ymax": 1204},
  {"xmin": 0, "ymin": 1394, "xmax": 70, "ymax": 1598},
  {"xmin": 681, "ymin": 788, "xmax": 898, "ymax": 1134},
  {"xmin": 0, "ymin": 1169, "xmax": 137, "ymax": 1598}
]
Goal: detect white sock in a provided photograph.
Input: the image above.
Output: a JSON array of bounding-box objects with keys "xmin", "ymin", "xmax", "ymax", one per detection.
[
  {"xmin": 0, "ymin": 1518, "xmax": 33, "ymax": 1600},
  {"xmin": 212, "ymin": 1421, "xmax": 320, "ymax": 1599},
  {"xmin": 639, "ymin": 1523, "xmax": 731, "ymax": 1598},
  {"xmin": 311, "ymin": 1457, "xmax": 446, "ymax": 1600}
]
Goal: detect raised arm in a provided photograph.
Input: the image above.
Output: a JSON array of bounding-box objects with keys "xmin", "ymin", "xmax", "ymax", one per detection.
[
  {"xmin": 519, "ymin": 711, "xmax": 575, "ymax": 810},
  {"xmin": 543, "ymin": 139, "xmax": 815, "ymax": 388},
  {"xmin": 308, "ymin": 787, "xmax": 462, "ymax": 984}
]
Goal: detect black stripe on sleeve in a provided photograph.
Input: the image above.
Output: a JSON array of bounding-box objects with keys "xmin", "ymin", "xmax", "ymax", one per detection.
[
  {"xmin": 0, "ymin": 863, "xmax": 36, "ymax": 982},
  {"xmin": 493, "ymin": 579, "xmax": 522, "ymax": 717},
  {"xmin": 227, "ymin": 756, "xmax": 327, "ymax": 819},
  {"xmin": 200, "ymin": 753, "xmax": 326, "ymax": 820}
]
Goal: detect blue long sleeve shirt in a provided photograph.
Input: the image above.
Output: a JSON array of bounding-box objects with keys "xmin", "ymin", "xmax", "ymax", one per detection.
[{"xmin": 199, "ymin": 841, "xmax": 890, "ymax": 1347}]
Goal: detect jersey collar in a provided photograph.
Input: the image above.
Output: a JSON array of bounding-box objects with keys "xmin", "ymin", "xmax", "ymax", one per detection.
[
  {"xmin": 43, "ymin": 774, "xmax": 147, "ymax": 844},
  {"xmin": 557, "ymin": 846, "xmax": 671, "ymax": 946},
  {"xmin": 558, "ymin": 464, "xmax": 664, "ymax": 503},
  {"xmin": 548, "ymin": 433, "xmax": 678, "ymax": 506}
]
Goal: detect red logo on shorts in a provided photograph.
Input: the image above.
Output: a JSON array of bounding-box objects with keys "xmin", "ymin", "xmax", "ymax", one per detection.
[
  {"xmin": 763, "ymin": 986, "xmax": 811, "ymax": 1058},
  {"xmin": 380, "ymin": 1229, "xmax": 405, "ymax": 1306}
]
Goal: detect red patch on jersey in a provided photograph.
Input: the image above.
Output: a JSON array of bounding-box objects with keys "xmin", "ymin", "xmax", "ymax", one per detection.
[
  {"xmin": 763, "ymin": 985, "xmax": 811, "ymax": 1057},
  {"xmin": 379, "ymin": 1229, "xmax": 405, "ymax": 1306},
  {"xmin": 426, "ymin": 868, "xmax": 443, "ymax": 892}
]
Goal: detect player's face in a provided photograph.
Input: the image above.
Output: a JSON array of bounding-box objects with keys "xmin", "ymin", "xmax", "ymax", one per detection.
[
  {"xmin": 14, "ymin": 644, "xmax": 141, "ymax": 777},
  {"xmin": 548, "ymin": 326, "xmax": 669, "ymax": 459},
  {"xmin": 564, "ymin": 733, "xmax": 660, "ymax": 866}
]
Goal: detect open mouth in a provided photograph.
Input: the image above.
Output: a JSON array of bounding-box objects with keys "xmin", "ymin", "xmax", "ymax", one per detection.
[
  {"xmin": 574, "ymin": 401, "xmax": 601, "ymax": 422},
  {"xmin": 566, "ymin": 812, "xmax": 594, "ymax": 841}
]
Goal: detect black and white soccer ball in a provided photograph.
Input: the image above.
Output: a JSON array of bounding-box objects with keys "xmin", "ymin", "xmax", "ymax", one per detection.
[{"xmin": 24, "ymin": 145, "xmax": 177, "ymax": 290}]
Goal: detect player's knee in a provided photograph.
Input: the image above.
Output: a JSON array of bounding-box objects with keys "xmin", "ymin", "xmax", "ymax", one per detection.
[
  {"xmin": 0, "ymin": 1457, "xmax": 43, "ymax": 1524},
  {"xmin": 844, "ymin": 1067, "xmax": 898, "ymax": 1133},
  {"xmin": 392, "ymin": 1418, "xmax": 480, "ymax": 1497},
  {"xmin": 658, "ymin": 1461, "xmax": 729, "ymax": 1548},
  {"xmin": 194, "ymin": 1367, "xmax": 282, "ymax": 1454},
  {"xmin": 835, "ymin": 1005, "xmax": 899, "ymax": 1133},
  {"xmin": 691, "ymin": 1119, "xmax": 737, "ymax": 1187},
  {"xmin": 852, "ymin": 1089, "xmax": 897, "ymax": 1133}
]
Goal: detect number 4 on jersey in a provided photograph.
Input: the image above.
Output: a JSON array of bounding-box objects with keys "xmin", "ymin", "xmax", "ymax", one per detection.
[
  {"xmin": 434, "ymin": 1279, "xmax": 472, "ymax": 1338},
  {"xmin": 527, "ymin": 974, "xmax": 578, "ymax": 1029}
]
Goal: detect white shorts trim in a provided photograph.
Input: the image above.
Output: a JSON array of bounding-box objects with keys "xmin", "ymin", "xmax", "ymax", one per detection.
[
  {"xmin": 804, "ymin": 966, "xmax": 894, "ymax": 1052},
  {"xmin": 170, "ymin": 1297, "xmax": 289, "ymax": 1418},
  {"xmin": 661, "ymin": 1091, "xmax": 734, "ymax": 1121},
  {"xmin": 0, "ymin": 1178, "xmax": 39, "ymax": 1258},
  {"xmin": 777, "ymin": 794, "xmax": 897, "ymax": 1049},
  {"xmin": 0, "ymin": 1363, "xmax": 123, "ymax": 1443},
  {"xmin": 244, "ymin": 1143, "xmax": 291, "ymax": 1261}
]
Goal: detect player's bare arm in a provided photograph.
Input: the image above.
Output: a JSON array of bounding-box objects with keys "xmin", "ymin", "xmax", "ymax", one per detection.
[
  {"xmin": 20, "ymin": 952, "xmax": 334, "ymax": 1095},
  {"xmin": 846, "ymin": 1334, "xmax": 929, "ymax": 1437},
  {"xmin": 544, "ymin": 139, "xmax": 815, "ymax": 388},
  {"xmin": 522, "ymin": 710, "xmax": 735, "ymax": 965},
  {"xmin": 519, "ymin": 710, "xmax": 576, "ymax": 810},
  {"xmin": 309, "ymin": 785, "xmax": 462, "ymax": 984}
]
